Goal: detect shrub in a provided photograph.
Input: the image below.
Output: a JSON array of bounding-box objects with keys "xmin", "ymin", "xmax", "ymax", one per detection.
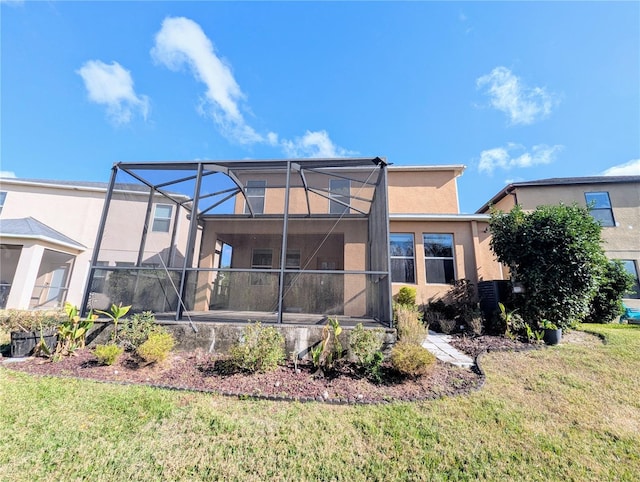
[
  {"xmin": 438, "ymin": 317, "xmax": 457, "ymax": 335},
  {"xmin": 0, "ymin": 309, "xmax": 66, "ymax": 332},
  {"xmin": 585, "ymin": 260, "xmax": 635, "ymax": 323},
  {"xmin": 94, "ymin": 344, "xmax": 123, "ymax": 366},
  {"xmin": 395, "ymin": 286, "xmax": 417, "ymax": 306},
  {"xmin": 117, "ymin": 311, "xmax": 159, "ymax": 351},
  {"xmin": 349, "ymin": 323, "xmax": 385, "ymax": 382},
  {"xmin": 490, "ymin": 204, "xmax": 607, "ymax": 329},
  {"xmin": 137, "ymin": 331, "xmax": 175, "ymax": 364},
  {"xmin": 228, "ymin": 322, "xmax": 286, "ymax": 373},
  {"xmin": 395, "ymin": 304, "xmax": 427, "ymax": 345},
  {"xmin": 391, "ymin": 342, "xmax": 436, "ymax": 378}
]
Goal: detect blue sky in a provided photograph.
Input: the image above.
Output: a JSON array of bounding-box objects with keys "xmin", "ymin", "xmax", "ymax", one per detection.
[{"xmin": 1, "ymin": 1, "xmax": 639, "ymax": 213}]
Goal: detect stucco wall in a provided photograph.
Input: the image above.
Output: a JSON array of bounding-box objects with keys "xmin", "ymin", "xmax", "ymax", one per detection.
[{"xmin": 387, "ymin": 170, "xmax": 460, "ymax": 214}]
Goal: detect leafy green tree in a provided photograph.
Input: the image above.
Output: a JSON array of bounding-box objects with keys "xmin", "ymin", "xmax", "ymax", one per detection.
[
  {"xmin": 489, "ymin": 204, "xmax": 607, "ymax": 330},
  {"xmin": 585, "ymin": 260, "xmax": 635, "ymax": 323}
]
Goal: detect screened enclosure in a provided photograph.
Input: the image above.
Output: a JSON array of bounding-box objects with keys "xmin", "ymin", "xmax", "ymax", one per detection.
[{"xmin": 82, "ymin": 158, "xmax": 392, "ymax": 325}]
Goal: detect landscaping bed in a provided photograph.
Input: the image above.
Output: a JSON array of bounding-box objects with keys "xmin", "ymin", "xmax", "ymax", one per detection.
[{"xmin": 3, "ymin": 347, "xmax": 484, "ymax": 404}]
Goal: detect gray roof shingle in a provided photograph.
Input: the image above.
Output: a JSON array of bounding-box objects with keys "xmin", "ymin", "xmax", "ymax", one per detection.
[{"xmin": 0, "ymin": 217, "xmax": 85, "ymax": 249}]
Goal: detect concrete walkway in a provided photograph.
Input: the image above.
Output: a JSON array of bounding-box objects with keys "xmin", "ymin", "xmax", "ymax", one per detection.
[{"xmin": 423, "ymin": 330, "xmax": 474, "ymax": 368}]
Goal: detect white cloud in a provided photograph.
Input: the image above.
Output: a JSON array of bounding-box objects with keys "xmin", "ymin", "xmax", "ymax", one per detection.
[
  {"xmin": 77, "ymin": 60, "xmax": 149, "ymax": 124},
  {"xmin": 601, "ymin": 159, "xmax": 640, "ymax": 176},
  {"xmin": 478, "ymin": 143, "xmax": 563, "ymax": 174},
  {"xmin": 151, "ymin": 16, "xmax": 266, "ymax": 144},
  {"xmin": 0, "ymin": 171, "xmax": 17, "ymax": 178},
  {"xmin": 150, "ymin": 16, "xmax": 354, "ymax": 158},
  {"xmin": 281, "ymin": 130, "xmax": 355, "ymax": 158},
  {"xmin": 477, "ymin": 67, "xmax": 557, "ymax": 125}
]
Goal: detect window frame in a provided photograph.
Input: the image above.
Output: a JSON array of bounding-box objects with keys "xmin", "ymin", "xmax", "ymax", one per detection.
[
  {"xmin": 585, "ymin": 191, "xmax": 615, "ymax": 227},
  {"xmin": 423, "ymin": 233, "xmax": 456, "ymax": 285},
  {"xmin": 90, "ymin": 261, "xmax": 109, "ymax": 293},
  {"xmin": 152, "ymin": 204, "xmax": 173, "ymax": 232},
  {"xmin": 389, "ymin": 233, "xmax": 416, "ymax": 284},
  {"xmin": 0, "ymin": 191, "xmax": 6, "ymax": 215},
  {"xmin": 244, "ymin": 180, "xmax": 266, "ymax": 214},
  {"xmin": 329, "ymin": 179, "xmax": 351, "ymax": 215}
]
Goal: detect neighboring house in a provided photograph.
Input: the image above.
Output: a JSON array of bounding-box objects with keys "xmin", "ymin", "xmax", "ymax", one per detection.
[
  {"xmin": 1, "ymin": 158, "xmax": 503, "ymax": 325},
  {"xmin": 0, "ymin": 178, "xmax": 190, "ymax": 310},
  {"xmin": 477, "ymin": 176, "xmax": 640, "ymax": 307}
]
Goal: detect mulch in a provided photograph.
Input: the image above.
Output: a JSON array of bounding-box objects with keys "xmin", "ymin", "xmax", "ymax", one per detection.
[{"xmin": 1, "ymin": 335, "xmax": 533, "ymax": 404}]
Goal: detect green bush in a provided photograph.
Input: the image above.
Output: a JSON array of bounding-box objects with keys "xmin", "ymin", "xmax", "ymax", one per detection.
[
  {"xmin": 117, "ymin": 311, "xmax": 159, "ymax": 351},
  {"xmin": 391, "ymin": 342, "xmax": 436, "ymax": 378},
  {"xmin": 394, "ymin": 304, "xmax": 427, "ymax": 345},
  {"xmin": 395, "ymin": 286, "xmax": 417, "ymax": 306},
  {"xmin": 585, "ymin": 260, "xmax": 635, "ymax": 323},
  {"xmin": 137, "ymin": 331, "xmax": 176, "ymax": 364},
  {"xmin": 228, "ymin": 322, "xmax": 285, "ymax": 373},
  {"xmin": 490, "ymin": 204, "xmax": 607, "ymax": 329},
  {"xmin": 349, "ymin": 323, "xmax": 385, "ymax": 382},
  {"xmin": 94, "ymin": 344, "xmax": 124, "ymax": 366}
]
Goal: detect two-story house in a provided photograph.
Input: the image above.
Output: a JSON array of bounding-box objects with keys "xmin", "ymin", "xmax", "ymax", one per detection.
[
  {"xmin": 477, "ymin": 176, "xmax": 640, "ymax": 306},
  {"xmin": 80, "ymin": 158, "xmax": 501, "ymax": 326}
]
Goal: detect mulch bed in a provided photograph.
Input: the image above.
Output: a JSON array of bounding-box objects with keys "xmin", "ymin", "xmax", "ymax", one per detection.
[{"xmin": 1, "ymin": 335, "xmax": 532, "ymax": 404}]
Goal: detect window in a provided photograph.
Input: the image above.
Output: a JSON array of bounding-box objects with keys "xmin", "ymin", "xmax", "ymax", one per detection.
[
  {"xmin": 423, "ymin": 233, "xmax": 455, "ymax": 284},
  {"xmin": 251, "ymin": 248, "xmax": 272, "ymax": 285},
  {"xmin": 390, "ymin": 234, "xmax": 415, "ymax": 283},
  {"xmin": 329, "ymin": 179, "xmax": 350, "ymax": 214},
  {"xmin": 286, "ymin": 250, "xmax": 301, "ymax": 269},
  {"xmin": 585, "ymin": 192, "xmax": 615, "ymax": 227},
  {"xmin": 0, "ymin": 191, "xmax": 6, "ymax": 215},
  {"xmin": 244, "ymin": 180, "xmax": 266, "ymax": 214},
  {"xmin": 620, "ymin": 260, "xmax": 640, "ymax": 299},
  {"xmin": 152, "ymin": 204, "xmax": 173, "ymax": 232}
]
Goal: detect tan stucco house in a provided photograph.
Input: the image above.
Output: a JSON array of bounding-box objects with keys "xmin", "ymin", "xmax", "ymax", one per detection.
[
  {"xmin": 1, "ymin": 158, "xmax": 503, "ymax": 325},
  {"xmin": 477, "ymin": 176, "xmax": 640, "ymax": 306}
]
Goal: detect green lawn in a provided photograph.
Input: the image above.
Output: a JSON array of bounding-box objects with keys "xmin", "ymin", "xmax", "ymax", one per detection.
[{"xmin": 1, "ymin": 324, "xmax": 639, "ymax": 481}]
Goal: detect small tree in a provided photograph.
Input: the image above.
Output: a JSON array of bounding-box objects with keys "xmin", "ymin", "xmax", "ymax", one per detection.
[
  {"xmin": 489, "ymin": 204, "xmax": 607, "ymax": 330},
  {"xmin": 585, "ymin": 260, "xmax": 635, "ymax": 323}
]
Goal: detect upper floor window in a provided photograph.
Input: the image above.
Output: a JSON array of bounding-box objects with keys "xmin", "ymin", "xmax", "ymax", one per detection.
[
  {"xmin": 423, "ymin": 233, "xmax": 455, "ymax": 284},
  {"xmin": 152, "ymin": 204, "xmax": 173, "ymax": 232},
  {"xmin": 390, "ymin": 233, "xmax": 415, "ymax": 283},
  {"xmin": 244, "ymin": 180, "xmax": 266, "ymax": 214},
  {"xmin": 0, "ymin": 191, "xmax": 6, "ymax": 215},
  {"xmin": 585, "ymin": 192, "xmax": 615, "ymax": 227},
  {"xmin": 329, "ymin": 179, "xmax": 350, "ymax": 214}
]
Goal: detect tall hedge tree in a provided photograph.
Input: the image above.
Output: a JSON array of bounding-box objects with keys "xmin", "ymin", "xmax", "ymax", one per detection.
[{"xmin": 489, "ymin": 204, "xmax": 607, "ymax": 330}]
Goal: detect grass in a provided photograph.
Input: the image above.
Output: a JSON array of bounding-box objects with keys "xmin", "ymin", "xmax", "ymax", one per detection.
[{"xmin": 1, "ymin": 324, "xmax": 639, "ymax": 481}]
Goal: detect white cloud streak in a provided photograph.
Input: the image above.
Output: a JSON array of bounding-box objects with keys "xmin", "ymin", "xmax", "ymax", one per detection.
[
  {"xmin": 150, "ymin": 16, "xmax": 353, "ymax": 157},
  {"xmin": 77, "ymin": 60, "xmax": 149, "ymax": 124},
  {"xmin": 478, "ymin": 143, "xmax": 563, "ymax": 174},
  {"xmin": 601, "ymin": 159, "xmax": 640, "ymax": 176},
  {"xmin": 477, "ymin": 67, "xmax": 557, "ymax": 125},
  {"xmin": 0, "ymin": 171, "xmax": 17, "ymax": 178},
  {"xmin": 151, "ymin": 16, "xmax": 266, "ymax": 144},
  {"xmin": 282, "ymin": 130, "xmax": 356, "ymax": 158}
]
